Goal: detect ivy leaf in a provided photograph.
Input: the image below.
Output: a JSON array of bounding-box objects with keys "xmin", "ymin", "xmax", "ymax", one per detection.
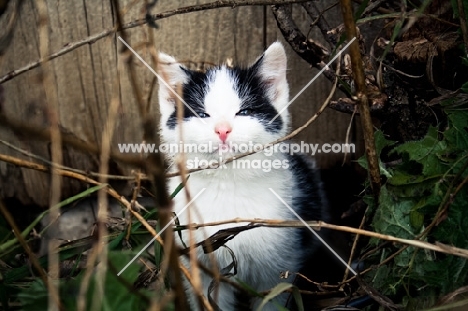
[
  {"xmin": 392, "ymin": 126, "xmax": 447, "ymax": 176},
  {"xmin": 387, "ymin": 171, "xmax": 442, "ymax": 201},
  {"xmin": 461, "ymin": 81, "xmax": 468, "ymax": 93},
  {"xmin": 373, "ymin": 186, "xmax": 417, "ymax": 239},
  {"xmin": 444, "ymin": 111, "xmax": 468, "ymax": 151},
  {"xmin": 409, "ymin": 210, "xmax": 424, "ymax": 231}
]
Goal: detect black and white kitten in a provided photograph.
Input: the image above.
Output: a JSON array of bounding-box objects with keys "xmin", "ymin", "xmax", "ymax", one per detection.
[{"xmin": 157, "ymin": 42, "xmax": 327, "ymax": 310}]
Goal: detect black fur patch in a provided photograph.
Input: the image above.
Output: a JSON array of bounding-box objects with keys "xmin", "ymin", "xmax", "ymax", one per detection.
[
  {"xmin": 286, "ymin": 153, "xmax": 329, "ymax": 257},
  {"xmin": 166, "ymin": 68, "xmax": 210, "ymax": 129},
  {"xmin": 231, "ymin": 58, "xmax": 283, "ymax": 133}
]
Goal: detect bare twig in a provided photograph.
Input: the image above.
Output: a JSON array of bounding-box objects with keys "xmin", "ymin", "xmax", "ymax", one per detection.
[
  {"xmin": 341, "ymin": 204, "xmax": 366, "ymax": 285},
  {"xmin": 271, "ymin": 4, "xmax": 361, "ymax": 98},
  {"xmin": 435, "ymin": 285, "xmax": 468, "ymax": 307},
  {"xmin": 342, "ymin": 106, "xmax": 357, "ymax": 165},
  {"xmin": 36, "ymin": 1, "xmax": 63, "ymax": 310},
  {"xmin": 361, "ymin": 0, "xmax": 387, "ymax": 16},
  {"xmin": 178, "ymin": 219, "xmax": 468, "ymax": 259},
  {"xmin": 174, "ymin": 79, "xmax": 206, "ymax": 309},
  {"xmin": 340, "ymin": 0, "xmax": 381, "ymax": 200},
  {"xmin": 271, "ymin": 4, "xmax": 329, "ymax": 67},
  {"xmin": 329, "ymin": 95, "xmax": 386, "ymax": 114},
  {"xmin": 301, "ymin": 1, "xmax": 334, "ymax": 46}
]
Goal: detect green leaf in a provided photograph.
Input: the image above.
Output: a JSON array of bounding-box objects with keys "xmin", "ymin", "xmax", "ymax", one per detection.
[
  {"xmin": 235, "ymin": 279, "xmax": 263, "ymax": 298},
  {"xmin": 388, "ymin": 171, "xmax": 441, "ymax": 186},
  {"xmin": 445, "ymin": 111, "xmax": 468, "ymax": 151},
  {"xmin": 412, "ymin": 191, "xmax": 442, "ymax": 213},
  {"xmin": 170, "ymin": 179, "xmax": 188, "ymax": 199},
  {"xmin": 374, "ymin": 130, "xmax": 397, "ymax": 155},
  {"xmin": 409, "ymin": 210, "xmax": 424, "ymax": 231},
  {"xmin": 255, "ymin": 283, "xmax": 292, "ymax": 311},
  {"xmin": 17, "ymin": 279, "xmax": 49, "ymax": 310},
  {"xmin": 373, "ymin": 186, "xmax": 417, "ymax": 239},
  {"xmin": 354, "ymin": 0, "xmax": 370, "ymax": 19},
  {"xmin": 387, "ymin": 172, "xmax": 441, "ymax": 199},
  {"xmin": 369, "ymin": 264, "xmax": 392, "ymax": 294},
  {"xmin": 290, "ymin": 285, "xmax": 304, "ymax": 311},
  {"xmin": 461, "ymin": 81, "xmax": 468, "ymax": 93},
  {"xmin": 393, "ymin": 126, "xmax": 447, "ymax": 176},
  {"xmin": 154, "ymin": 222, "xmax": 163, "ymax": 267},
  {"xmin": 462, "ymin": 57, "xmax": 468, "ymax": 67},
  {"xmin": 364, "ymin": 70, "xmax": 468, "ymax": 302}
]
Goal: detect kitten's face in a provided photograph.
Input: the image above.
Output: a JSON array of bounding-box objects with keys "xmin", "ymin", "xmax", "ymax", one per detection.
[{"xmin": 157, "ymin": 42, "xmax": 290, "ymax": 158}]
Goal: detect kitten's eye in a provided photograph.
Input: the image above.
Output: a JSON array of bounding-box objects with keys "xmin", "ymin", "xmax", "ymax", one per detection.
[
  {"xmin": 236, "ymin": 108, "xmax": 253, "ymax": 116},
  {"xmin": 197, "ymin": 112, "xmax": 210, "ymax": 118}
]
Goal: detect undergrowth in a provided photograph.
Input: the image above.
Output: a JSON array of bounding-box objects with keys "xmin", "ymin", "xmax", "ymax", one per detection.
[{"xmin": 360, "ymin": 82, "xmax": 468, "ymax": 309}]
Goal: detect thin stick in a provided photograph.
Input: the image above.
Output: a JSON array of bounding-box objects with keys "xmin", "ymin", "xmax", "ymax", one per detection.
[
  {"xmin": 36, "ymin": 1, "xmax": 63, "ymax": 310},
  {"xmin": 341, "ymin": 207, "xmax": 366, "ymax": 285},
  {"xmin": 340, "ymin": 0, "xmax": 381, "ymax": 200},
  {"xmin": 178, "ymin": 219, "xmax": 468, "ymax": 260}
]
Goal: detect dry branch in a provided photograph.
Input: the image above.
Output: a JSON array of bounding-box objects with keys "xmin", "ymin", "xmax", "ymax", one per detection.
[
  {"xmin": 340, "ymin": 0, "xmax": 381, "ymax": 199},
  {"xmin": 300, "ymin": 1, "xmax": 334, "ymax": 46},
  {"xmin": 271, "ymin": 4, "xmax": 328, "ymax": 67},
  {"xmin": 36, "ymin": 1, "xmax": 63, "ymax": 309},
  {"xmin": 179, "ymin": 218, "xmax": 468, "ymax": 260}
]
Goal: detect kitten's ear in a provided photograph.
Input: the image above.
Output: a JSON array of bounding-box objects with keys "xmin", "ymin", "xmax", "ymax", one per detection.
[
  {"xmin": 157, "ymin": 53, "xmax": 187, "ymax": 85},
  {"xmin": 157, "ymin": 52, "xmax": 188, "ymax": 116},
  {"xmin": 253, "ymin": 42, "xmax": 289, "ymax": 106},
  {"xmin": 157, "ymin": 52, "xmax": 188, "ymax": 98},
  {"xmin": 256, "ymin": 42, "xmax": 288, "ymax": 82}
]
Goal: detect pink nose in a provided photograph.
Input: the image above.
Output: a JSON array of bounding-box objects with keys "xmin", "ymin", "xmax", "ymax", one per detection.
[{"xmin": 215, "ymin": 122, "xmax": 232, "ymax": 143}]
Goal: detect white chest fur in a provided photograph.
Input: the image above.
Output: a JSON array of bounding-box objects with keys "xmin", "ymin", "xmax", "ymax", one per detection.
[{"xmin": 168, "ymin": 159, "xmax": 302, "ymax": 310}]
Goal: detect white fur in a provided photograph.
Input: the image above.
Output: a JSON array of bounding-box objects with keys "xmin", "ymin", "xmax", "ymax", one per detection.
[{"xmin": 158, "ymin": 43, "xmax": 300, "ymax": 310}]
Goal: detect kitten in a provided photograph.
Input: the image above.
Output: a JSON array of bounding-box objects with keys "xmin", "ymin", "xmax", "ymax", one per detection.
[{"xmin": 157, "ymin": 42, "xmax": 328, "ymax": 310}]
